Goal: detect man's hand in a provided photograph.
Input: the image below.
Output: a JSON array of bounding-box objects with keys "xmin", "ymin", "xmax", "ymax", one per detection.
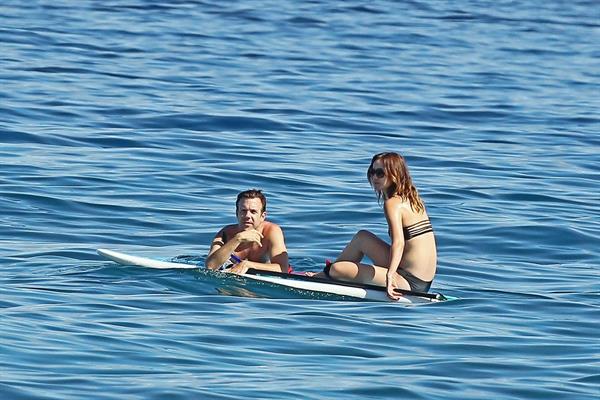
[
  {"xmin": 226, "ymin": 260, "xmax": 252, "ymax": 275},
  {"xmin": 234, "ymin": 229, "xmax": 263, "ymax": 246}
]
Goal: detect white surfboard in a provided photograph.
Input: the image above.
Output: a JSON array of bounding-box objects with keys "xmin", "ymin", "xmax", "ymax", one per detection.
[
  {"xmin": 97, "ymin": 248, "xmax": 449, "ymax": 303},
  {"xmin": 98, "ymin": 248, "xmax": 199, "ymax": 269}
]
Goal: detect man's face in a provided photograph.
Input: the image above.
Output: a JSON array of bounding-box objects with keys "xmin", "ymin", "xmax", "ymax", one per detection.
[{"xmin": 236, "ymin": 198, "xmax": 265, "ymax": 230}]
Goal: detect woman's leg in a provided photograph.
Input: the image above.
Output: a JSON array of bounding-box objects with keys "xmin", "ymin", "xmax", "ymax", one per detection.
[
  {"xmin": 335, "ymin": 230, "xmax": 390, "ymax": 266},
  {"xmin": 328, "ymin": 261, "xmax": 412, "ymax": 290},
  {"xmin": 328, "ymin": 261, "xmax": 385, "ymax": 285},
  {"xmin": 328, "ymin": 230, "xmax": 394, "ymax": 284}
]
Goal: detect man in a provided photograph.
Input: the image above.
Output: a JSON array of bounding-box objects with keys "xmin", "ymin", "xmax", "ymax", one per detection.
[{"xmin": 206, "ymin": 189, "xmax": 289, "ymax": 275}]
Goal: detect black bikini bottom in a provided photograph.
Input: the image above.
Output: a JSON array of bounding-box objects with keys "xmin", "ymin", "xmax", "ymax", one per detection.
[
  {"xmin": 322, "ymin": 263, "xmax": 432, "ymax": 292},
  {"xmin": 396, "ymin": 268, "xmax": 432, "ymax": 293}
]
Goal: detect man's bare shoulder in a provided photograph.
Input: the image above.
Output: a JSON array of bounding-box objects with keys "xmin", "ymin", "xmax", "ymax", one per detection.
[
  {"xmin": 213, "ymin": 224, "xmax": 241, "ymax": 245},
  {"xmin": 263, "ymin": 221, "xmax": 283, "ymax": 235},
  {"xmin": 222, "ymin": 223, "xmax": 239, "ymax": 230}
]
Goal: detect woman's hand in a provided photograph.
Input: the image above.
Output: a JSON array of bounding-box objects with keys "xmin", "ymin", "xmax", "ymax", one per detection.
[{"xmin": 386, "ymin": 273, "xmax": 402, "ymax": 301}]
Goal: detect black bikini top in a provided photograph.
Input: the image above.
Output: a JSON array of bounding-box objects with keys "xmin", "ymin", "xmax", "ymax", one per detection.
[{"xmin": 403, "ymin": 219, "xmax": 434, "ymax": 241}]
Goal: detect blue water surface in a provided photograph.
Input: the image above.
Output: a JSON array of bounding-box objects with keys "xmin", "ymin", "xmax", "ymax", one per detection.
[{"xmin": 1, "ymin": 1, "xmax": 599, "ymax": 399}]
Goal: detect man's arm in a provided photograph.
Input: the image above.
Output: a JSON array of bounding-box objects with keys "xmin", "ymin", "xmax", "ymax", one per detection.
[
  {"xmin": 266, "ymin": 224, "xmax": 289, "ymax": 273},
  {"xmin": 206, "ymin": 229, "xmax": 237, "ymax": 270},
  {"xmin": 206, "ymin": 228, "xmax": 265, "ymax": 270},
  {"xmin": 229, "ymin": 224, "xmax": 288, "ymax": 274}
]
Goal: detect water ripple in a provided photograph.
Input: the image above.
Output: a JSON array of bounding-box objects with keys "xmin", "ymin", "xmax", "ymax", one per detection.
[{"xmin": 1, "ymin": 0, "xmax": 599, "ymax": 399}]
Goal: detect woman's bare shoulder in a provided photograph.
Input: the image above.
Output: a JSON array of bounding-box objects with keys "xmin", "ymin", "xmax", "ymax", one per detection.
[{"xmin": 383, "ymin": 196, "xmax": 410, "ymax": 211}]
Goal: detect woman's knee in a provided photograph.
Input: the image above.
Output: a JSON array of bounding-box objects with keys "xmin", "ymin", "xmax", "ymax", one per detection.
[
  {"xmin": 353, "ymin": 229, "xmax": 374, "ymax": 242},
  {"xmin": 328, "ymin": 261, "xmax": 353, "ymax": 280},
  {"xmin": 328, "ymin": 262, "xmax": 344, "ymax": 279}
]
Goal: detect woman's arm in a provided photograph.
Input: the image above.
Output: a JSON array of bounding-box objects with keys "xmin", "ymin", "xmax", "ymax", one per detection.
[{"xmin": 384, "ymin": 199, "xmax": 405, "ymax": 298}]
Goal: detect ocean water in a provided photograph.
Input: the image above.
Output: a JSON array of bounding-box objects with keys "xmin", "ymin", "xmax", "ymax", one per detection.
[{"xmin": 1, "ymin": 0, "xmax": 599, "ymax": 399}]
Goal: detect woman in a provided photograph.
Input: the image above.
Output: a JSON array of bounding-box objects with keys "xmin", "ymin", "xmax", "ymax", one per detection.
[{"xmin": 326, "ymin": 152, "xmax": 437, "ymax": 300}]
